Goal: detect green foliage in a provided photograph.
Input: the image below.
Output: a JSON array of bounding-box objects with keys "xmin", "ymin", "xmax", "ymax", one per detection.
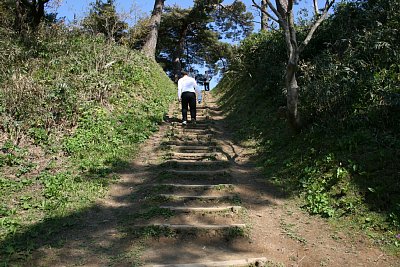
[
  {"xmin": 132, "ymin": 225, "xmax": 176, "ymax": 239},
  {"xmin": 0, "ymin": 0, "xmax": 15, "ymax": 29},
  {"xmin": 216, "ymin": 0, "xmax": 400, "ymax": 250},
  {"xmin": 81, "ymin": 0, "xmax": 128, "ymax": 42},
  {"xmin": 0, "ymin": 22, "xmax": 176, "ymax": 262},
  {"xmin": 130, "ymin": 207, "xmax": 175, "ymax": 221},
  {"xmin": 156, "ymin": 0, "xmax": 254, "ymax": 77},
  {"xmin": 124, "ymin": 17, "xmax": 152, "ymax": 50}
]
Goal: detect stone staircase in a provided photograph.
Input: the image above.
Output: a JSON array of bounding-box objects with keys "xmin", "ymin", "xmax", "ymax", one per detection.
[{"xmin": 133, "ymin": 95, "xmax": 267, "ymax": 266}]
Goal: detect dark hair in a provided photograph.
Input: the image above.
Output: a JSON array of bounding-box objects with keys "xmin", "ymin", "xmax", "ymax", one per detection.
[{"xmin": 181, "ymin": 70, "xmax": 188, "ymax": 76}]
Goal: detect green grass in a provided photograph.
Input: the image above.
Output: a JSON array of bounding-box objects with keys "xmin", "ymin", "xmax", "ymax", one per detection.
[
  {"xmin": 0, "ymin": 26, "xmax": 176, "ymax": 264},
  {"xmin": 214, "ymin": 12, "xmax": 400, "ymax": 253},
  {"xmin": 215, "ymin": 81, "xmax": 400, "ymax": 254}
]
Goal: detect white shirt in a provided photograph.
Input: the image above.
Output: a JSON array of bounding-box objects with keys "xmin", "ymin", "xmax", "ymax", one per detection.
[{"xmin": 178, "ymin": 75, "xmax": 202, "ymax": 101}]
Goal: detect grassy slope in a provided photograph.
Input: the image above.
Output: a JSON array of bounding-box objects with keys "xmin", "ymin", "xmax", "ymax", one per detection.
[
  {"xmin": 0, "ymin": 27, "xmax": 176, "ymax": 261},
  {"xmin": 214, "ymin": 2, "xmax": 399, "ymax": 254},
  {"xmin": 216, "ymin": 53, "xmax": 400, "ymax": 255}
]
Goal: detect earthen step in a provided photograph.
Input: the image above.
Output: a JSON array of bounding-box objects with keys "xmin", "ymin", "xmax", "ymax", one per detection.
[
  {"xmin": 149, "ymin": 257, "xmax": 268, "ymax": 267},
  {"xmin": 170, "ymin": 120, "xmax": 212, "ymax": 128},
  {"xmin": 169, "ymin": 135, "xmax": 213, "ymax": 142},
  {"xmin": 159, "ymin": 206, "xmax": 242, "ymax": 212},
  {"xmin": 170, "ymin": 132, "xmax": 213, "ymax": 137},
  {"xmin": 169, "ymin": 152, "xmax": 219, "ymax": 157},
  {"xmin": 161, "ymin": 160, "xmax": 229, "ymax": 169},
  {"xmin": 159, "ymin": 194, "xmax": 236, "ymax": 201},
  {"xmin": 168, "ymin": 152, "xmax": 224, "ymax": 161},
  {"xmin": 172, "ymin": 146, "xmax": 219, "ymax": 153},
  {"xmin": 157, "ymin": 183, "xmax": 234, "ymax": 189},
  {"xmin": 173, "ymin": 128, "xmax": 213, "ymax": 134},
  {"xmin": 171, "ymin": 124, "xmax": 210, "ymax": 130},
  {"xmin": 157, "ymin": 175, "xmax": 232, "ymax": 183},
  {"xmin": 195, "ymin": 115, "xmax": 210, "ymax": 120},
  {"xmin": 196, "ymin": 106, "xmax": 210, "ymax": 110},
  {"xmin": 170, "ymin": 133, "xmax": 214, "ymax": 139},
  {"xmin": 162, "ymin": 141, "xmax": 217, "ymax": 147},
  {"xmin": 146, "ymin": 223, "xmax": 246, "ymax": 230},
  {"xmin": 165, "ymin": 169, "xmax": 229, "ymax": 176}
]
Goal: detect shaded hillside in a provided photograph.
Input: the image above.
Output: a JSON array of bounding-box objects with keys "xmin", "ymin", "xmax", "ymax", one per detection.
[
  {"xmin": 0, "ymin": 25, "xmax": 175, "ymax": 259},
  {"xmin": 215, "ymin": 0, "xmax": 399, "ymax": 251}
]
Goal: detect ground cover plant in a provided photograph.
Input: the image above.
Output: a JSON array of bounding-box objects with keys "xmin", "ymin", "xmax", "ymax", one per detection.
[
  {"xmin": 0, "ymin": 24, "xmax": 176, "ymax": 263},
  {"xmin": 215, "ymin": 0, "xmax": 399, "ymax": 253}
]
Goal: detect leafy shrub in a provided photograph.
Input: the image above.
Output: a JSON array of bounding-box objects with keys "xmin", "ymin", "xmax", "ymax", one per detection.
[{"xmin": 216, "ymin": 0, "xmax": 400, "ymax": 245}]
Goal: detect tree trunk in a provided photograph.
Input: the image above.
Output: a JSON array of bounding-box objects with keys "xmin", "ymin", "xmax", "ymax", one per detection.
[
  {"xmin": 275, "ymin": 0, "xmax": 288, "ymax": 22},
  {"xmin": 15, "ymin": 0, "xmax": 26, "ymax": 32},
  {"xmin": 254, "ymin": 0, "xmax": 334, "ymax": 132},
  {"xmin": 261, "ymin": 0, "xmax": 268, "ymax": 31},
  {"xmin": 313, "ymin": 0, "xmax": 319, "ymax": 15},
  {"xmin": 173, "ymin": 24, "xmax": 189, "ymax": 82},
  {"xmin": 33, "ymin": 0, "xmax": 45, "ymax": 29},
  {"xmin": 17, "ymin": 0, "xmax": 49, "ymax": 31},
  {"xmin": 277, "ymin": 0, "xmax": 302, "ymax": 131},
  {"xmin": 142, "ymin": 0, "xmax": 165, "ymax": 59},
  {"xmin": 286, "ymin": 60, "xmax": 301, "ymax": 132}
]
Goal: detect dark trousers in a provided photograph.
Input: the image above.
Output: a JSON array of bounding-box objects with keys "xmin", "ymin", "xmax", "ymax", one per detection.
[
  {"xmin": 204, "ymin": 82, "xmax": 210, "ymax": 91},
  {"xmin": 181, "ymin": 92, "xmax": 196, "ymax": 122}
]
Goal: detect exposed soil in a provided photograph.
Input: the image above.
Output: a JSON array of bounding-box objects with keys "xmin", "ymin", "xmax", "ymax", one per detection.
[{"xmin": 26, "ymin": 93, "xmax": 399, "ymax": 267}]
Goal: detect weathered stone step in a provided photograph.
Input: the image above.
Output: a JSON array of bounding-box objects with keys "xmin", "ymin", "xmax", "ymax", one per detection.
[
  {"xmin": 162, "ymin": 160, "xmax": 230, "ymax": 165},
  {"xmin": 159, "ymin": 194, "xmax": 236, "ymax": 201},
  {"xmin": 195, "ymin": 115, "xmax": 210, "ymax": 120},
  {"xmin": 144, "ymin": 223, "xmax": 246, "ymax": 230},
  {"xmin": 168, "ymin": 130, "xmax": 214, "ymax": 137},
  {"xmin": 149, "ymin": 257, "xmax": 268, "ymax": 267},
  {"xmin": 172, "ymin": 145, "xmax": 219, "ymax": 153},
  {"xmin": 159, "ymin": 206, "xmax": 242, "ymax": 213},
  {"xmin": 162, "ymin": 141, "xmax": 217, "ymax": 147},
  {"xmin": 169, "ymin": 135, "xmax": 213, "ymax": 142},
  {"xmin": 170, "ymin": 116, "xmax": 210, "ymax": 123},
  {"xmin": 208, "ymin": 109, "xmax": 223, "ymax": 114},
  {"xmin": 157, "ymin": 183, "xmax": 234, "ymax": 189},
  {"xmin": 165, "ymin": 169, "xmax": 229, "ymax": 177},
  {"xmin": 196, "ymin": 106, "xmax": 210, "ymax": 110},
  {"xmin": 171, "ymin": 123, "xmax": 210, "ymax": 130},
  {"xmin": 157, "ymin": 174, "xmax": 232, "ymax": 184},
  {"xmin": 173, "ymin": 128, "xmax": 213, "ymax": 134},
  {"xmin": 168, "ymin": 152, "xmax": 225, "ymax": 161}
]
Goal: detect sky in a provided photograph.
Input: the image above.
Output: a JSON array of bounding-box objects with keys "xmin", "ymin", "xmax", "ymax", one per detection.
[
  {"xmin": 53, "ymin": 0, "xmax": 314, "ymax": 89},
  {"xmin": 55, "ymin": 0, "xmax": 314, "ymax": 27}
]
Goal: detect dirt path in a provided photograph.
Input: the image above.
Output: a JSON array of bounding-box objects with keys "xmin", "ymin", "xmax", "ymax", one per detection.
[{"xmin": 28, "ymin": 93, "xmax": 398, "ymax": 267}]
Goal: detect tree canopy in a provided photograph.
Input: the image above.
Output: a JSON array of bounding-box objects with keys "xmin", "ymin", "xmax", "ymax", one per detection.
[
  {"xmin": 155, "ymin": 0, "xmax": 254, "ymax": 80},
  {"xmin": 82, "ymin": 0, "xmax": 128, "ymax": 42}
]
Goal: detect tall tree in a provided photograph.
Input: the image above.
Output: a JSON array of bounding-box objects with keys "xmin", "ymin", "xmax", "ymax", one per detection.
[
  {"xmin": 261, "ymin": 0, "xmax": 268, "ymax": 31},
  {"xmin": 252, "ymin": 0, "xmax": 335, "ymax": 131},
  {"xmin": 82, "ymin": 0, "xmax": 128, "ymax": 42},
  {"xmin": 15, "ymin": 0, "xmax": 50, "ymax": 30},
  {"xmin": 157, "ymin": 0, "xmax": 253, "ymax": 80},
  {"xmin": 142, "ymin": 0, "xmax": 165, "ymax": 59}
]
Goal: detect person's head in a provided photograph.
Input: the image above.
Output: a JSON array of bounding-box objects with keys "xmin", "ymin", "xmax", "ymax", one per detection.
[{"xmin": 181, "ymin": 70, "xmax": 188, "ymax": 77}]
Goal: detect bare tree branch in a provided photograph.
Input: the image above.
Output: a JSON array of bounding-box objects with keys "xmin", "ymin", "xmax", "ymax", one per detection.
[
  {"xmin": 251, "ymin": 0, "xmax": 279, "ymax": 24},
  {"xmin": 299, "ymin": 0, "xmax": 335, "ymax": 52},
  {"xmin": 313, "ymin": 0, "xmax": 319, "ymax": 15},
  {"xmin": 287, "ymin": 0, "xmax": 294, "ymax": 14}
]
